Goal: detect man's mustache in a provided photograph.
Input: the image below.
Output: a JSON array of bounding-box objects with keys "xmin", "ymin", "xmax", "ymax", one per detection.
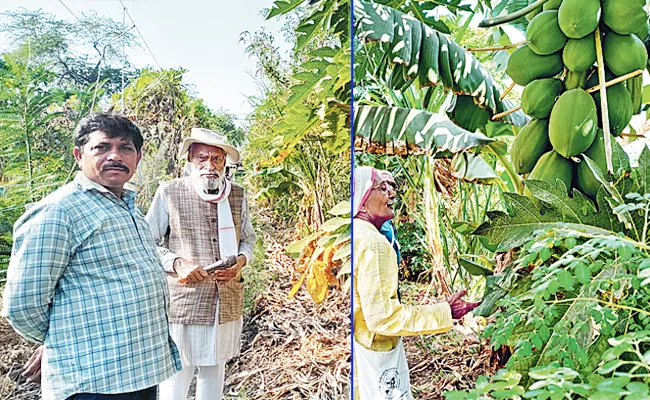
[
  {"xmin": 200, "ymin": 171, "xmax": 222, "ymax": 177},
  {"xmin": 102, "ymin": 162, "xmax": 130, "ymax": 173}
]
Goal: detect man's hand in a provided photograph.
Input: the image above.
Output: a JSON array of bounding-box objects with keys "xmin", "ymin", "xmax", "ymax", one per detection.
[
  {"xmin": 212, "ymin": 255, "xmax": 246, "ymax": 283},
  {"xmin": 22, "ymin": 346, "xmax": 43, "ymax": 384},
  {"xmin": 446, "ymin": 289, "xmax": 482, "ymax": 320},
  {"xmin": 174, "ymin": 258, "xmax": 209, "ymax": 284}
]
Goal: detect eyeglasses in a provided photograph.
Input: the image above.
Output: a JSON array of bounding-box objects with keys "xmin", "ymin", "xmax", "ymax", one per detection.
[
  {"xmin": 371, "ymin": 181, "xmax": 397, "ymax": 195},
  {"xmin": 193, "ymin": 154, "xmax": 225, "ymax": 164}
]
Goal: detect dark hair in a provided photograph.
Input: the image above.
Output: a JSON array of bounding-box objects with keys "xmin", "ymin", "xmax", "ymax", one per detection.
[{"xmin": 74, "ymin": 113, "xmax": 144, "ymax": 152}]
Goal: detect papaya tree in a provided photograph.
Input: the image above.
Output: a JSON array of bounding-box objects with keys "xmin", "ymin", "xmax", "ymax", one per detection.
[{"xmin": 445, "ymin": 0, "xmax": 650, "ymax": 395}]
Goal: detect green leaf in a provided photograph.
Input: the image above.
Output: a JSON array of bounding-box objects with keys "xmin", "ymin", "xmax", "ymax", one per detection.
[
  {"xmin": 267, "ymin": 0, "xmax": 307, "ymax": 20},
  {"xmin": 474, "ymin": 180, "xmax": 622, "ymax": 252},
  {"xmin": 328, "ymin": 200, "xmax": 351, "ymax": 216},
  {"xmin": 320, "ymin": 217, "xmax": 350, "ymax": 232},
  {"xmin": 355, "ymin": 0, "xmax": 528, "ymax": 129},
  {"xmin": 574, "ymin": 263, "xmax": 591, "ymax": 285},
  {"xmin": 285, "ymin": 233, "xmax": 320, "ymax": 257},
  {"xmin": 459, "ymin": 256, "xmax": 494, "ymax": 276},
  {"xmin": 557, "ymin": 270, "xmax": 574, "ymax": 291},
  {"xmin": 451, "ymin": 152, "xmax": 500, "ymax": 184},
  {"xmin": 597, "ymin": 359, "xmax": 624, "ymax": 374}
]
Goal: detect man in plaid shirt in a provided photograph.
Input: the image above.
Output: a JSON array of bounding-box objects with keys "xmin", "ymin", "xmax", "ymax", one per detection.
[{"xmin": 2, "ymin": 114, "xmax": 181, "ymax": 400}]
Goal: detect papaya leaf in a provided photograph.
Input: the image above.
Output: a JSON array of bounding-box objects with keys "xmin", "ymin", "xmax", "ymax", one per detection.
[
  {"xmin": 474, "ymin": 180, "xmax": 621, "ymax": 252},
  {"xmin": 355, "ymin": 0, "xmax": 528, "ymax": 129},
  {"xmin": 354, "ymin": 105, "xmax": 498, "ymax": 156}
]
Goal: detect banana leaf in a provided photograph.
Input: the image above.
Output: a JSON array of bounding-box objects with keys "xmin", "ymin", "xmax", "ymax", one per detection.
[
  {"xmin": 354, "ymin": 105, "xmax": 498, "ymax": 156},
  {"xmin": 355, "ymin": 0, "xmax": 528, "ymax": 129}
]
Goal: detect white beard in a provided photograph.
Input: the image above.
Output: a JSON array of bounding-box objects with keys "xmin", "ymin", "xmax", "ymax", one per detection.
[{"xmin": 189, "ymin": 163, "xmax": 225, "ymax": 194}]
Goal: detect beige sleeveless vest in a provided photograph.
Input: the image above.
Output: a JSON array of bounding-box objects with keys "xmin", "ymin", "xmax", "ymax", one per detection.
[{"xmin": 162, "ymin": 177, "xmax": 244, "ymax": 325}]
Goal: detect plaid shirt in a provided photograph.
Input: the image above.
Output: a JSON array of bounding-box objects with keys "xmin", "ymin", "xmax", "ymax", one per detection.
[{"xmin": 1, "ymin": 172, "xmax": 181, "ymax": 400}]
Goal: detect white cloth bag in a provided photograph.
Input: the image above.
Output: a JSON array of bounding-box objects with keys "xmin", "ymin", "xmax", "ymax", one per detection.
[{"xmin": 354, "ymin": 338, "xmax": 413, "ymax": 400}]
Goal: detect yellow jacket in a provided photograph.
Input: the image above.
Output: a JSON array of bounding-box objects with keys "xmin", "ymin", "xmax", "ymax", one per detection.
[{"xmin": 353, "ymin": 219, "xmax": 453, "ymax": 352}]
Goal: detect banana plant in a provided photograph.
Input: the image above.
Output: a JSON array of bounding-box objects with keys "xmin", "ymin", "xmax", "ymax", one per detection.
[{"xmin": 355, "ymin": 0, "xmax": 528, "ymax": 133}]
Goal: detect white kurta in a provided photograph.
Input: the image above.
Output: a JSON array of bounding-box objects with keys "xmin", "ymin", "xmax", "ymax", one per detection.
[
  {"xmin": 169, "ymin": 303, "xmax": 243, "ymax": 366},
  {"xmin": 145, "ymin": 183, "xmax": 255, "ymax": 367}
]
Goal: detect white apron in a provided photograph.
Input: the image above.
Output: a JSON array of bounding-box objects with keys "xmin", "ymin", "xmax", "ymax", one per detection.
[{"xmin": 354, "ymin": 338, "xmax": 413, "ymax": 400}]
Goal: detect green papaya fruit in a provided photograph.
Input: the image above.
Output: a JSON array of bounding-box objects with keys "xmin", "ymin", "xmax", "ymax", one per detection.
[
  {"xmin": 543, "ymin": 0, "xmax": 563, "ymax": 11},
  {"xmin": 522, "ymin": 78, "xmax": 563, "ymax": 119},
  {"xmin": 634, "ymin": 19, "xmax": 650, "ymax": 41},
  {"xmin": 575, "ymin": 130, "xmax": 627, "ymax": 197},
  {"xmin": 563, "ymin": 35, "xmax": 596, "ymax": 72},
  {"xmin": 627, "ymin": 75, "xmax": 644, "ymax": 114},
  {"xmin": 564, "ymin": 70, "xmax": 589, "ymax": 90},
  {"xmin": 558, "ymin": 0, "xmax": 601, "ymax": 39},
  {"xmin": 602, "ymin": 0, "xmax": 647, "ymax": 36},
  {"xmin": 549, "ymin": 89, "xmax": 598, "ymax": 157},
  {"xmin": 603, "ymin": 32, "xmax": 649, "ymax": 76},
  {"xmin": 512, "ymin": 119, "xmax": 552, "ymax": 174},
  {"xmin": 507, "ymin": 45, "xmax": 564, "ymax": 86},
  {"xmin": 529, "ymin": 150, "xmax": 574, "ymax": 192},
  {"xmin": 588, "ymin": 74, "xmax": 634, "ymax": 137},
  {"xmin": 527, "ymin": 11, "xmax": 568, "ymax": 55}
]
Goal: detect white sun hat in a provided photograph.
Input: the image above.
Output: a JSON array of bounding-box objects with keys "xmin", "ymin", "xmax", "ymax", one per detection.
[{"xmin": 179, "ymin": 128, "xmax": 240, "ymax": 163}]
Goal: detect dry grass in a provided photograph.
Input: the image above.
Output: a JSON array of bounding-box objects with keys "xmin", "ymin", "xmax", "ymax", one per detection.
[{"xmin": 223, "ymin": 211, "xmax": 350, "ymax": 399}]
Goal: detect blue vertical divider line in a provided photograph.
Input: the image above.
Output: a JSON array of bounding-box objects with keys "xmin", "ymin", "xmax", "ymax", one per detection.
[{"xmin": 349, "ymin": 0, "xmax": 355, "ymax": 398}]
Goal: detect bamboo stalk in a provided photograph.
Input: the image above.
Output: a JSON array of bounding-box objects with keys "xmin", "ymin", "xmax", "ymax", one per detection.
[
  {"xmin": 500, "ymin": 81, "xmax": 517, "ymax": 101},
  {"xmin": 479, "ymin": 0, "xmax": 550, "ymax": 28},
  {"xmin": 585, "ymin": 69, "xmax": 644, "ymax": 93},
  {"xmin": 595, "ymin": 27, "xmax": 614, "ymax": 174},
  {"xmin": 467, "ymin": 41, "xmax": 528, "ymax": 52},
  {"xmin": 492, "ymin": 106, "xmax": 521, "ymax": 121}
]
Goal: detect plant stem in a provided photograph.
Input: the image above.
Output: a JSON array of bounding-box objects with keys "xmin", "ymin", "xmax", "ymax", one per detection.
[
  {"xmin": 594, "ymin": 27, "xmax": 614, "ymax": 173},
  {"xmin": 585, "ymin": 69, "xmax": 643, "ymax": 94},
  {"xmin": 500, "ymin": 81, "xmax": 516, "ymax": 101},
  {"xmin": 467, "ymin": 41, "xmax": 529, "ymax": 52},
  {"xmin": 492, "ymin": 106, "xmax": 521, "ymax": 121},
  {"xmin": 479, "ymin": 0, "xmax": 550, "ymax": 28},
  {"xmin": 548, "ymin": 297, "xmax": 650, "ymax": 317},
  {"xmin": 485, "ymin": 145, "xmax": 523, "ymax": 194}
]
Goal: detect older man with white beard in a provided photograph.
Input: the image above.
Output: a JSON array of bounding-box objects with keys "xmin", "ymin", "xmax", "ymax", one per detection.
[{"xmin": 145, "ymin": 128, "xmax": 255, "ymax": 400}]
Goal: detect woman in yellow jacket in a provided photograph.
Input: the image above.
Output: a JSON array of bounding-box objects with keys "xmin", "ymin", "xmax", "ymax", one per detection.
[{"xmin": 353, "ymin": 166, "xmax": 480, "ymax": 400}]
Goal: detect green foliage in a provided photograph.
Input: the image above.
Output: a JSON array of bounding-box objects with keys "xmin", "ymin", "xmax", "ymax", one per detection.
[
  {"xmin": 449, "ymin": 222, "xmax": 650, "ymax": 397},
  {"xmin": 355, "ymin": 0, "xmax": 528, "ymax": 131},
  {"xmin": 0, "ymin": 53, "xmax": 101, "ymax": 245},
  {"xmin": 264, "ymin": 0, "xmax": 350, "ymax": 165},
  {"xmin": 1, "ymin": 9, "xmax": 140, "ymax": 95},
  {"xmin": 461, "ymin": 152, "xmax": 650, "ymax": 397},
  {"xmin": 354, "ymin": 105, "xmax": 497, "ymax": 157}
]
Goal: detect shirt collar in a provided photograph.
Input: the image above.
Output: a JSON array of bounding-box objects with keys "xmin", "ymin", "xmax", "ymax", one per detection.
[{"xmin": 73, "ymin": 171, "xmax": 137, "ymax": 204}]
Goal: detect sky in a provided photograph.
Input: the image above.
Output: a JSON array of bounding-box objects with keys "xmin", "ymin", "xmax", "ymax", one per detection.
[{"xmin": 0, "ymin": 0, "xmax": 293, "ymax": 122}]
